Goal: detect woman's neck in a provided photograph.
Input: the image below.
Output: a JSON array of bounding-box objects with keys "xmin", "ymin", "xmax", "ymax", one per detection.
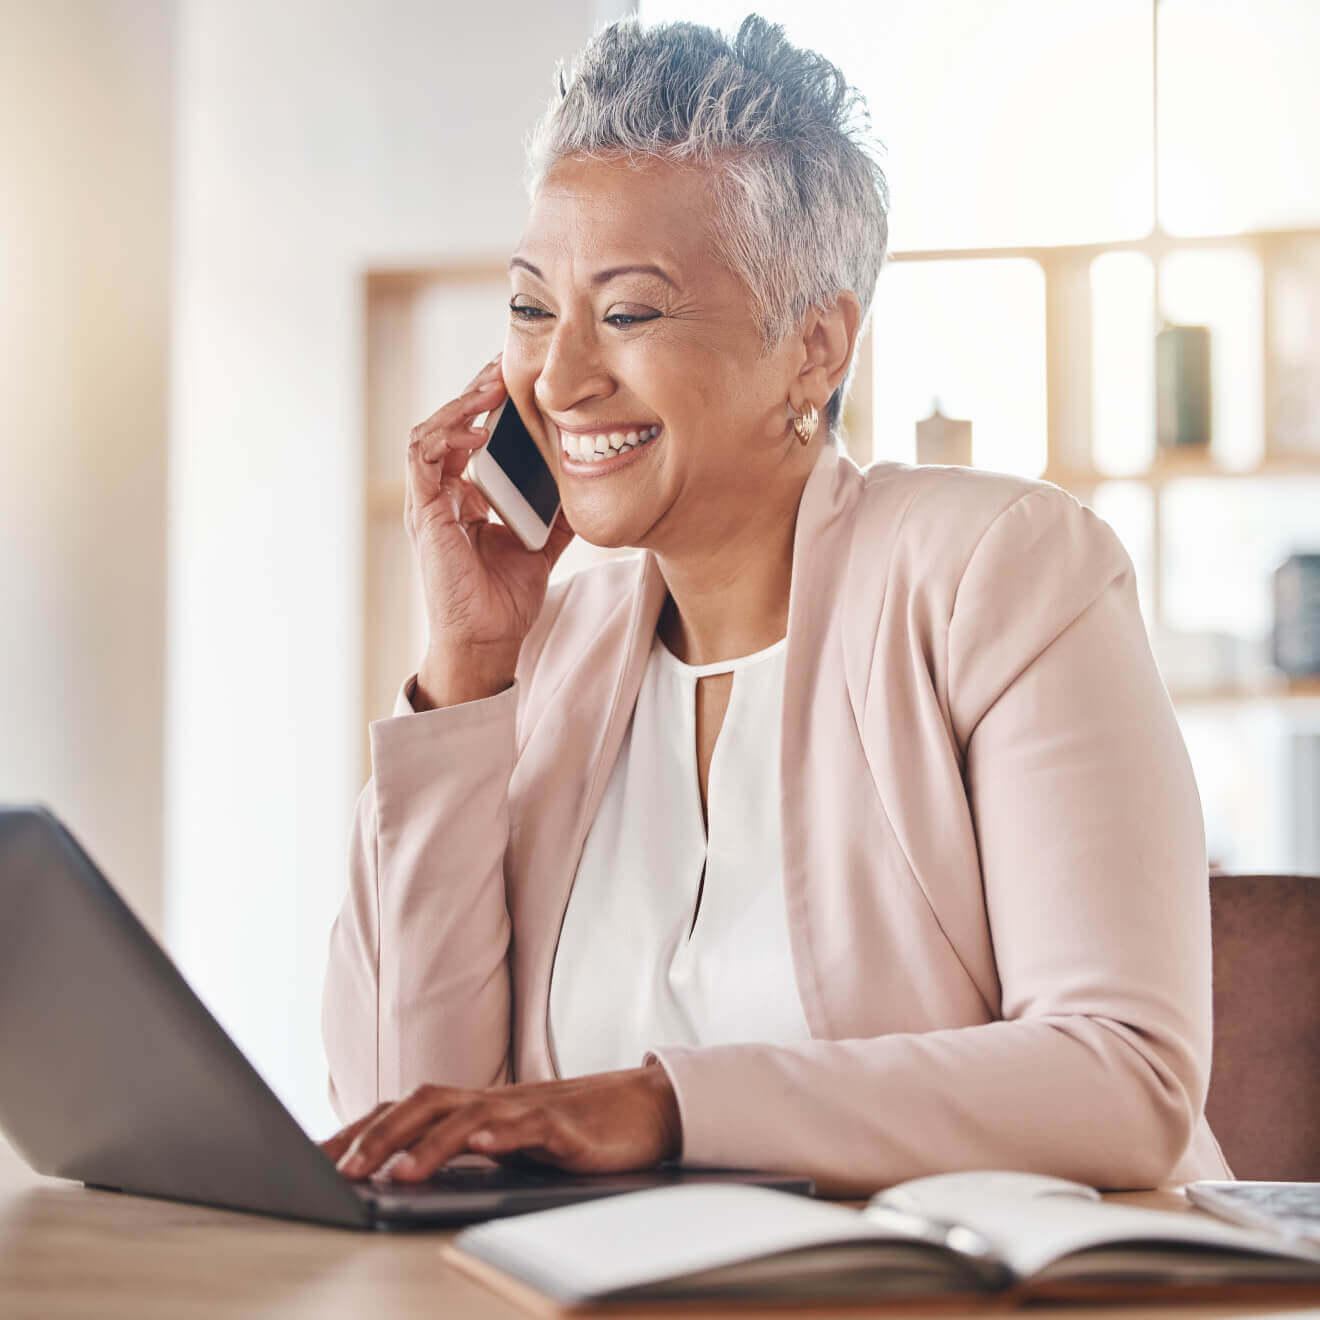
[{"xmin": 653, "ymin": 484, "xmax": 802, "ymax": 667}]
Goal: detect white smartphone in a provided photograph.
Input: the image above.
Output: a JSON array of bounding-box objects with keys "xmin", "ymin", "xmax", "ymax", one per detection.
[{"xmin": 465, "ymin": 395, "xmax": 562, "ymax": 552}]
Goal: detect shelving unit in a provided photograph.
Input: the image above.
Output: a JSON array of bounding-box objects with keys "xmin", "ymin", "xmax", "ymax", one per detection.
[{"xmin": 873, "ymin": 223, "xmax": 1320, "ymax": 712}]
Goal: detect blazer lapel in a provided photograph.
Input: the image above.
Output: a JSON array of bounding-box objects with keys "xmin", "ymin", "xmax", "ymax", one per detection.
[
  {"xmin": 777, "ymin": 443, "xmax": 865, "ymax": 1037},
  {"xmin": 511, "ymin": 548, "xmax": 669, "ymax": 1081}
]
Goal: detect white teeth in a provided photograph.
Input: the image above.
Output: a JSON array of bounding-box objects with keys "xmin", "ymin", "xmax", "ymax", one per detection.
[{"xmin": 560, "ymin": 425, "xmax": 661, "ymax": 462}]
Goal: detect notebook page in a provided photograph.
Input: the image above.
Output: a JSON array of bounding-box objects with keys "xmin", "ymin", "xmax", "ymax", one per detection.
[
  {"xmin": 871, "ymin": 1174, "xmax": 1320, "ymax": 1281},
  {"xmin": 989, "ymin": 1198, "xmax": 1320, "ymax": 1280},
  {"xmin": 454, "ymin": 1184, "xmax": 902, "ymax": 1302}
]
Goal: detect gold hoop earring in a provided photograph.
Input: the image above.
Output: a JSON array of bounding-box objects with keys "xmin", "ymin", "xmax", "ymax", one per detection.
[{"xmin": 792, "ymin": 401, "xmax": 819, "ymax": 446}]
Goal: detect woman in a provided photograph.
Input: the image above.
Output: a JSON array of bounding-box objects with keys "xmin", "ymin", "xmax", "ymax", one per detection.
[{"xmin": 320, "ymin": 14, "xmax": 1232, "ymax": 1196}]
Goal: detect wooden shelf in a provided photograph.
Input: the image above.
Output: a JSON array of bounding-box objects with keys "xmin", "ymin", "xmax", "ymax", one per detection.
[
  {"xmin": 1043, "ymin": 451, "xmax": 1320, "ymax": 491},
  {"xmin": 365, "ymin": 261, "xmax": 507, "ymax": 295},
  {"xmin": 1169, "ymin": 675, "xmax": 1320, "ymax": 707}
]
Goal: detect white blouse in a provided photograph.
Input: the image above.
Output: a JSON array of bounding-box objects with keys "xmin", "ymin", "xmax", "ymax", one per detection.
[{"xmin": 547, "ymin": 628, "xmax": 813, "ymax": 1079}]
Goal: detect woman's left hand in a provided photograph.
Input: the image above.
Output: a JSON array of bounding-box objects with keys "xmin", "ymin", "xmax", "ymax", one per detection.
[{"xmin": 319, "ymin": 1062, "xmax": 683, "ymax": 1181}]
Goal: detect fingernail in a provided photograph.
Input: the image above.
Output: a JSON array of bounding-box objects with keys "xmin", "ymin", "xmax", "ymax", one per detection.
[
  {"xmin": 469, "ymin": 1129, "xmax": 494, "ymax": 1148},
  {"xmin": 338, "ymin": 1153, "xmax": 366, "ymax": 1176},
  {"xmin": 394, "ymin": 1153, "xmax": 419, "ymax": 1174}
]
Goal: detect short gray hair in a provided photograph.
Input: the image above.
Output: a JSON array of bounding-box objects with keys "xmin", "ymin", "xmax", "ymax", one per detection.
[{"xmin": 522, "ymin": 13, "xmax": 890, "ymax": 438}]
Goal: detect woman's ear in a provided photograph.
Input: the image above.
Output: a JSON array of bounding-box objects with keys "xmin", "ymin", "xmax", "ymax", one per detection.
[{"xmin": 793, "ymin": 291, "xmax": 862, "ymax": 411}]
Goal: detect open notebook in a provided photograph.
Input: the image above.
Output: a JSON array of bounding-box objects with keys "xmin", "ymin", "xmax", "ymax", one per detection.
[{"xmin": 444, "ymin": 1170, "xmax": 1320, "ymax": 1312}]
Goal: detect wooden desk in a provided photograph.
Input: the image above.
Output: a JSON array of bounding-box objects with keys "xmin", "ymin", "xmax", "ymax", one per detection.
[{"xmin": 2, "ymin": 1137, "xmax": 1318, "ymax": 1319}]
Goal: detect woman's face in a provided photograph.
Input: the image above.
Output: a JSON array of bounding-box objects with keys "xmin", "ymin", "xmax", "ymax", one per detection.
[{"xmin": 503, "ymin": 154, "xmax": 811, "ymax": 553}]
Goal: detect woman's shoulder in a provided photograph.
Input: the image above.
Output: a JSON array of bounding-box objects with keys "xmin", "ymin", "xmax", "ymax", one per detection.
[
  {"xmin": 848, "ymin": 458, "xmax": 1126, "ymax": 590},
  {"xmin": 832, "ymin": 459, "xmax": 1140, "ymax": 745},
  {"xmin": 830, "ymin": 460, "xmax": 1133, "ymax": 684},
  {"xmin": 856, "ymin": 457, "xmax": 1083, "ymax": 537}
]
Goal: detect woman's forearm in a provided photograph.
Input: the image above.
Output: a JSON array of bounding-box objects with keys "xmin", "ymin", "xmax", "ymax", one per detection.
[
  {"xmin": 322, "ymin": 680, "xmax": 521, "ymax": 1120},
  {"xmin": 649, "ymin": 1009, "xmax": 1203, "ymax": 1197}
]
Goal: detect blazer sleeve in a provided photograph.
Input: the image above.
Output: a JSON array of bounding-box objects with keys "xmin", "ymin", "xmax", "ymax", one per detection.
[
  {"xmin": 649, "ymin": 487, "xmax": 1213, "ymax": 1195},
  {"xmin": 321, "ymin": 678, "xmax": 520, "ymax": 1123}
]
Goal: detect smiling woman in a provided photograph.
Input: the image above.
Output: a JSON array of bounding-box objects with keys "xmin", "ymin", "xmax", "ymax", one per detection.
[
  {"xmin": 501, "ymin": 150, "xmax": 855, "ymax": 564},
  {"xmin": 320, "ymin": 13, "xmax": 1232, "ymax": 1197}
]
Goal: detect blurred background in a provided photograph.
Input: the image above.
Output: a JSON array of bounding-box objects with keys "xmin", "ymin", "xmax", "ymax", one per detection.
[{"xmin": 3, "ymin": 0, "xmax": 1318, "ymax": 1138}]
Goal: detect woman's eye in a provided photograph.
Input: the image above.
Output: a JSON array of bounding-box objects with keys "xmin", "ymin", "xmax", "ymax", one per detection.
[{"xmin": 508, "ymin": 301, "xmax": 658, "ymax": 328}]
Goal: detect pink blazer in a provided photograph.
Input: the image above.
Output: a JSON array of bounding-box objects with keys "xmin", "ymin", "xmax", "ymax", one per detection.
[{"xmin": 323, "ymin": 442, "xmax": 1233, "ymax": 1194}]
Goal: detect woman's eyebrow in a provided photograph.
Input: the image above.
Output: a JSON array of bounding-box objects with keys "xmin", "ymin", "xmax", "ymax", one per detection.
[{"xmin": 508, "ymin": 257, "xmax": 679, "ymax": 290}]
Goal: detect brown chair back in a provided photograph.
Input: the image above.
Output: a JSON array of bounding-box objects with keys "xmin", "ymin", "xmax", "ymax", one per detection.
[{"xmin": 1206, "ymin": 873, "xmax": 1320, "ymax": 1181}]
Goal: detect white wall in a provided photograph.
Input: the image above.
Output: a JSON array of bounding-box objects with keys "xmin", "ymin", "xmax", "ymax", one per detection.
[
  {"xmin": 170, "ymin": 0, "xmax": 619, "ymax": 1135},
  {"xmin": 1, "ymin": 1, "xmax": 174, "ymax": 936}
]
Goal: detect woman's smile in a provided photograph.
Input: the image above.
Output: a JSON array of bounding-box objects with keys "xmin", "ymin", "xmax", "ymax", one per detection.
[{"xmin": 556, "ymin": 423, "xmax": 663, "ymax": 475}]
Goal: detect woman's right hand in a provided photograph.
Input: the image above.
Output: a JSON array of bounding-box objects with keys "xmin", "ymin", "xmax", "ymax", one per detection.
[{"xmin": 405, "ymin": 353, "xmax": 574, "ymax": 702}]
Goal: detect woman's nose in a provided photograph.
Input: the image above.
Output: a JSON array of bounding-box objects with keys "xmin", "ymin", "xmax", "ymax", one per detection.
[{"xmin": 533, "ymin": 318, "xmax": 613, "ymax": 415}]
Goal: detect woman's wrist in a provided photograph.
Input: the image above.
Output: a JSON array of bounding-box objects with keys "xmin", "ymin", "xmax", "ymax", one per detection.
[
  {"xmin": 410, "ymin": 662, "xmax": 516, "ymax": 711},
  {"xmin": 642, "ymin": 1057, "xmax": 683, "ymax": 1163}
]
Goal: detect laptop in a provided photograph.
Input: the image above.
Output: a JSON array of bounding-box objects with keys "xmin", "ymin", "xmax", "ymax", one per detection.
[{"xmin": 0, "ymin": 805, "xmax": 814, "ymax": 1230}]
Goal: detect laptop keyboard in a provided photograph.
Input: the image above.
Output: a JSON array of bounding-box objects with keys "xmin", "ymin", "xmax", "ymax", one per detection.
[
  {"xmin": 420, "ymin": 1164, "xmax": 559, "ymax": 1190},
  {"xmin": 366, "ymin": 1160, "xmax": 563, "ymax": 1192}
]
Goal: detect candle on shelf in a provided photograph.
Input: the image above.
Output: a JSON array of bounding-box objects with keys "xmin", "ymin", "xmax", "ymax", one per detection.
[{"xmin": 915, "ymin": 403, "xmax": 972, "ymax": 467}]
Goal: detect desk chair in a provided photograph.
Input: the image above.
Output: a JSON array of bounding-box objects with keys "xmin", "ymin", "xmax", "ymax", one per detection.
[{"xmin": 1205, "ymin": 872, "xmax": 1320, "ymax": 1181}]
